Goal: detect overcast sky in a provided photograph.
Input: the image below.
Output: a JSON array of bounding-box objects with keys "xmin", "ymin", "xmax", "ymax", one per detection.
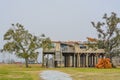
[{"xmin": 0, "ymin": 0, "xmax": 120, "ymax": 62}]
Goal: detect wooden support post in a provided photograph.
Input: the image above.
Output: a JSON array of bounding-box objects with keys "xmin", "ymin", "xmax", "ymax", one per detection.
[
  {"xmin": 79, "ymin": 53, "xmax": 81, "ymax": 67},
  {"xmin": 96, "ymin": 54, "xmax": 98, "ymax": 64},
  {"xmin": 74, "ymin": 53, "xmax": 75, "ymax": 67},
  {"xmin": 77, "ymin": 53, "xmax": 80, "ymax": 67},
  {"xmin": 52, "ymin": 54, "xmax": 55, "ymax": 67},
  {"xmin": 92, "ymin": 55, "xmax": 94, "ymax": 66},
  {"xmin": 68, "ymin": 54, "xmax": 70, "ymax": 67},
  {"xmin": 94, "ymin": 55, "xmax": 97, "ymax": 66},
  {"xmin": 77, "ymin": 53, "xmax": 78, "ymax": 67},
  {"xmin": 46, "ymin": 54, "xmax": 49, "ymax": 68},
  {"xmin": 69, "ymin": 54, "xmax": 72, "ymax": 67},
  {"xmin": 93, "ymin": 54, "xmax": 95, "ymax": 67},
  {"xmin": 54, "ymin": 52, "xmax": 56, "ymax": 67},
  {"xmin": 86, "ymin": 53, "xmax": 88, "ymax": 67},
  {"xmin": 60, "ymin": 52, "xmax": 62, "ymax": 67},
  {"xmin": 72, "ymin": 55, "xmax": 74, "ymax": 67},
  {"xmin": 42, "ymin": 53, "xmax": 45, "ymax": 67},
  {"xmin": 64, "ymin": 55, "xmax": 66, "ymax": 67}
]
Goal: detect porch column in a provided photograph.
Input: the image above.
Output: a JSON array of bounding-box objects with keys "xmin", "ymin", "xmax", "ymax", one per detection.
[
  {"xmin": 86, "ymin": 53, "xmax": 88, "ymax": 67},
  {"xmin": 74, "ymin": 53, "xmax": 75, "ymax": 67},
  {"xmin": 42, "ymin": 53, "xmax": 45, "ymax": 67},
  {"xmin": 60, "ymin": 52, "xmax": 62, "ymax": 67},
  {"xmin": 46, "ymin": 54, "xmax": 49, "ymax": 67},
  {"xmin": 79, "ymin": 54, "xmax": 81, "ymax": 67},
  {"xmin": 64, "ymin": 55, "xmax": 66, "ymax": 67},
  {"xmin": 91, "ymin": 55, "xmax": 94, "ymax": 67},
  {"xmin": 68, "ymin": 54, "xmax": 70, "ymax": 67},
  {"xmin": 54, "ymin": 53, "xmax": 56, "ymax": 67},
  {"xmin": 94, "ymin": 54, "xmax": 97, "ymax": 66},
  {"xmin": 52, "ymin": 54, "xmax": 55, "ymax": 67},
  {"xmin": 77, "ymin": 53, "xmax": 80, "ymax": 67},
  {"xmin": 96, "ymin": 54, "xmax": 99, "ymax": 64},
  {"xmin": 72, "ymin": 54, "xmax": 74, "ymax": 67}
]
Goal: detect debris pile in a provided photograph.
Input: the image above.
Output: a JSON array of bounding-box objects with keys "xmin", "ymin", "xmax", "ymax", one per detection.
[{"xmin": 96, "ymin": 58, "xmax": 112, "ymax": 68}]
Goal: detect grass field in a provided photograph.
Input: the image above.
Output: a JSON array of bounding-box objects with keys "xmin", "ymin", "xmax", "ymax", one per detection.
[{"xmin": 0, "ymin": 64, "xmax": 120, "ymax": 80}]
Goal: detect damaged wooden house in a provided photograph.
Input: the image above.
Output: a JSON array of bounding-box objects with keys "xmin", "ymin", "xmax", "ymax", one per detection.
[{"xmin": 42, "ymin": 38, "xmax": 105, "ymax": 68}]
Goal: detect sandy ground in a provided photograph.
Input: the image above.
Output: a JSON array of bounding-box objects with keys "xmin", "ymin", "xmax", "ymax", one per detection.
[{"xmin": 40, "ymin": 70, "xmax": 73, "ymax": 80}]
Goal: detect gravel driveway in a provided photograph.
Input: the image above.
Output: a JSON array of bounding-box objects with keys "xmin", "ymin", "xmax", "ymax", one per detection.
[{"xmin": 40, "ymin": 70, "xmax": 73, "ymax": 80}]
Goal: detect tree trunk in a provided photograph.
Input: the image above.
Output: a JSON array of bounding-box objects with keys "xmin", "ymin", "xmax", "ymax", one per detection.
[
  {"xmin": 42, "ymin": 51, "xmax": 44, "ymax": 67},
  {"xmin": 25, "ymin": 58, "xmax": 29, "ymax": 68}
]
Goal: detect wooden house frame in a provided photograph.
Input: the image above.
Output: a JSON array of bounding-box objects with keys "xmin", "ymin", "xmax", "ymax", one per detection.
[{"xmin": 43, "ymin": 41, "xmax": 105, "ymax": 67}]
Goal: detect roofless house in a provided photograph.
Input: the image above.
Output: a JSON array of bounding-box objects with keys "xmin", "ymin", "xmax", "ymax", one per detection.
[{"xmin": 43, "ymin": 39, "xmax": 105, "ymax": 67}]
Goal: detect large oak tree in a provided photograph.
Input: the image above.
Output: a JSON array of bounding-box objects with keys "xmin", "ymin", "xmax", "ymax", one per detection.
[
  {"xmin": 1, "ymin": 23, "xmax": 52, "ymax": 67},
  {"xmin": 91, "ymin": 12, "xmax": 120, "ymax": 58}
]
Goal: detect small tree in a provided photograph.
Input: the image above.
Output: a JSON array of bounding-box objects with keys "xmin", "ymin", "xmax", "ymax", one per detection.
[
  {"xmin": 1, "ymin": 23, "xmax": 51, "ymax": 67},
  {"xmin": 91, "ymin": 12, "xmax": 120, "ymax": 58}
]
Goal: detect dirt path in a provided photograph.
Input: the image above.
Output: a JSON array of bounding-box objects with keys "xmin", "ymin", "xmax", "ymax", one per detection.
[{"xmin": 40, "ymin": 70, "xmax": 73, "ymax": 80}]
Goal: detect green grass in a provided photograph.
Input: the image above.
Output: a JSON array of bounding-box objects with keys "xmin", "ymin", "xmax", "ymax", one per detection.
[
  {"xmin": 0, "ymin": 69, "xmax": 32, "ymax": 80},
  {"xmin": 0, "ymin": 64, "xmax": 120, "ymax": 80},
  {"xmin": 53, "ymin": 68, "xmax": 120, "ymax": 80},
  {"xmin": 0, "ymin": 64, "xmax": 43, "ymax": 80}
]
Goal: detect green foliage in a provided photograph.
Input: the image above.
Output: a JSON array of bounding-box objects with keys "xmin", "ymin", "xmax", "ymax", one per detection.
[
  {"xmin": 1, "ymin": 23, "xmax": 52, "ymax": 67},
  {"xmin": 91, "ymin": 12, "xmax": 120, "ymax": 57},
  {"xmin": 41, "ymin": 37, "xmax": 52, "ymax": 50}
]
